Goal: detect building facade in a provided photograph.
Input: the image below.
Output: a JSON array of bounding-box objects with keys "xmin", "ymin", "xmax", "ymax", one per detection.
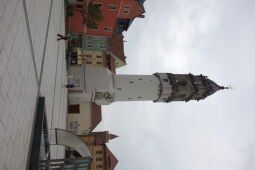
[
  {"xmin": 70, "ymin": 33, "xmax": 126, "ymax": 73},
  {"xmin": 67, "ymin": 102, "xmax": 102, "ymax": 135},
  {"xmin": 67, "ymin": 131, "xmax": 119, "ymax": 170},
  {"xmin": 69, "ymin": 0, "xmax": 145, "ymax": 37},
  {"xmin": 68, "ymin": 65, "xmax": 227, "ymax": 105},
  {"xmin": 80, "ymin": 131, "xmax": 118, "ymax": 170}
]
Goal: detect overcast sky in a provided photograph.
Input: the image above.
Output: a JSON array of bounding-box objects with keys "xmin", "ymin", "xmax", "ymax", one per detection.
[{"xmin": 96, "ymin": 0, "xmax": 255, "ymax": 169}]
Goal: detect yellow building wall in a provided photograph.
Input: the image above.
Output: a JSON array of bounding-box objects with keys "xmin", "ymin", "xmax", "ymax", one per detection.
[
  {"xmin": 76, "ymin": 48, "xmax": 106, "ymax": 68},
  {"xmin": 91, "ymin": 145, "xmax": 105, "ymax": 170},
  {"xmin": 80, "ymin": 136, "xmax": 106, "ymax": 170},
  {"xmin": 67, "ymin": 102, "xmax": 92, "ymax": 135}
]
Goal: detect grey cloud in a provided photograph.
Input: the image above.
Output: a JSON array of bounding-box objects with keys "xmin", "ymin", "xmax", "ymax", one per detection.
[{"xmin": 96, "ymin": 0, "xmax": 255, "ymax": 169}]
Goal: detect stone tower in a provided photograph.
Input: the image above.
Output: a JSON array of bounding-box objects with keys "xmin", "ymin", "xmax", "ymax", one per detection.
[{"xmin": 68, "ymin": 66, "xmax": 226, "ymax": 105}]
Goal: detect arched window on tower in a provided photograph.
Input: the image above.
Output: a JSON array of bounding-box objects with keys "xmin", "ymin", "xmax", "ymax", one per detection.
[{"xmin": 163, "ymin": 79, "xmax": 168, "ymax": 82}]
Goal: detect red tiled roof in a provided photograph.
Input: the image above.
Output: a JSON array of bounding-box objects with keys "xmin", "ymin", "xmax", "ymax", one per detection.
[
  {"xmin": 90, "ymin": 103, "xmax": 102, "ymax": 131},
  {"xmin": 108, "ymin": 33, "xmax": 126, "ymax": 64},
  {"xmin": 105, "ymin": 145, "xmax": 118, "ymax": 170},
  {"xmin": 132, "ymin": 1, "xmax": 145, "ymax": 18}
]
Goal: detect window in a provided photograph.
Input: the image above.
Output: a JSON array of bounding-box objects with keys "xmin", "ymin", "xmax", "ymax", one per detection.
[
  {"xmin": 96, "ymin": 165, "xmax": 103, "ymax": 168},
  {"xmin": 123, "ymin": 9, "xmax": 129, "ymax": 14},
  {"xmin": 76, "ymin": 4, "xmax": 84, "ymax": 8},
  {"xmin": 94, "ymin": 36, "xmax": 105, "ymax": 40},
  {"xmin": 104, "ymin": 27, "xmax": 112, "ymax": 32},
  {"xmin": 128, "ymin": 98, "xmax": 132, "ymax": 100},
  {"xmin": 163, "ymin": 79, "xmax": 168, "ymax": 82},
  {"xmin": 109, "ymin": 5, "xmax": 117, "ymax": 10},
  {"xmin": 85, "ymin": 55, "xmax": 92, "ymax": 58},
  {"xmin": 87, "ymin": 25, "xmax": 98, "ymax": 30},
  {"xmin": 129, "ymin": 81, "xmax": 134, "ymax": 83},
  {"xmin": 86, "ymin": 61, "xmax": 92, "ymax": 64},
  {"xmin": 77, "ymin": 0, "xmax": 84, "ymax": 2},
  {"xmin": 93, "ymin": 2, "xmax": 102, "ymax": 8},
  {"xmin": 97, "ymin": 62, "xmax": 102, "ymax": 65},
  {"xmin": 124, "ymin": 5, "xmax": 130, "ymax": 9},
  {"xmin": 70, "ymin": 52, "xmax": 78, "ymax": 64},
  {"xmin": 96, "ymin": 158, "xmax": 103, "ymax": 161},
  {"xmin": 99, "ymin": 41, "xmax": 107, "ymax": 48},
  {"xmin": 68, "ymin": 104, "xmax": 80, "ymax": 113},
  {"xmin": 176, "ymin": 81, "xmax": 187, "ymax": 86},
  {"xmin": 117, "ymin": 88, "xmax": 122, "ymax": 90},
  {"xmin": 96, "ymin": 151, "xmax": 103, "ymax": 154},
  {"xmin": 96, "ymin": 56, "xmax": 101, "ymax": 58},
  {"xmin": 86, "ymin": 35, "xmax": 93, "ymax": 39},
  {"xmin": 87, "ymin": 40, "xmax": 94, "ymax": 48},
  {"xmin": 138, "ymin": 96, "xmax": 142, "ymax": 99}
]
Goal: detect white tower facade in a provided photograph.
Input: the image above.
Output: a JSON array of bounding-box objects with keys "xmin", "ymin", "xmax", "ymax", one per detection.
[
  {"xmin": 68, "ymin": 66, "xmax": 224, "ymax": 105},
  {"xmin": 113, "ymin": 75, "xmax": 160, "ymax": 101}
]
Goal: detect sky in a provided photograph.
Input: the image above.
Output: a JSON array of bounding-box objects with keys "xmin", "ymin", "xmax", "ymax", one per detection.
[{"xmin": 96, "ymin": 0, "xmax": 255, "ymax": 169}]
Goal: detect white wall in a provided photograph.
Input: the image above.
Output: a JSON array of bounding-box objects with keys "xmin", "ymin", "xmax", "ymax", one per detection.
[
  {"xmin": 66, "ymin": 102, "xmax": 92, "ymax": 135},
  {"xmin": 113, "ymin": 75, "xmax": 160, "ymax": 101}
]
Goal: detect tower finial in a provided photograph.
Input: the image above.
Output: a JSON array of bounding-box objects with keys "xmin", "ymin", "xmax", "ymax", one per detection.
[
  {"xmin": 109, "ymin": 134, "xmax": 119, "ymax": 140},
  {"xmin": 221, "ymin": 85, "xmax": 235, "ymax": 90}
]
